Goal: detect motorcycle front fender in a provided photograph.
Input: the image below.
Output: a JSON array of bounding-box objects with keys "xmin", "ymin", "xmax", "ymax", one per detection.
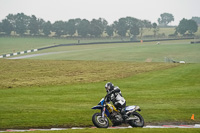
[
  {"xmin": 91, "ymin": 105, "xmax": 103, "ymax": 110},
  {"xmin": 91, "ymin": 105, "xmax": 110, "ymax": 117}
]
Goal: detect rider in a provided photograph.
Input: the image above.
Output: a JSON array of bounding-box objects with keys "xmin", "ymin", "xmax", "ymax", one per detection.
[{"xmin": 104, "ymin": 82, "xmax": 128, "ymax": 120}]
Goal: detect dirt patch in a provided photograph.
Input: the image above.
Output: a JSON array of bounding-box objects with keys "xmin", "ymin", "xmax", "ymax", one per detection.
[{"xmin": 145, "ymin": 58, "xmax": 152, "ymax": 62}]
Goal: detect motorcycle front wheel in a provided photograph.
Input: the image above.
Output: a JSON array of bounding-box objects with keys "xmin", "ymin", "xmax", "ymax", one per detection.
[
  {"xmin": 128, "ymin": 112, "xmax": 144, "ymax": 127},
  {"xmin": 92, "ymin": 113, "xmax": 109, "ymax": 128}
]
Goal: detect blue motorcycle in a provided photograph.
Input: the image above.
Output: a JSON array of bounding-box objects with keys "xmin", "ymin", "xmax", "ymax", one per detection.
[{"xmin": 91, "ymin": 96, "xmax": 144, "ymax": 128}]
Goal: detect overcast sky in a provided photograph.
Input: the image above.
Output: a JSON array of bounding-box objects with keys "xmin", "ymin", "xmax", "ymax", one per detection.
[{"xmin": 0, "ymin": 0, "xmax": 200, "ymax": 25}]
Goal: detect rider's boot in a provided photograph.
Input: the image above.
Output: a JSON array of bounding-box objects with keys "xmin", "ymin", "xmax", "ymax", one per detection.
[{"xmin": 121, "ymin": 108, "xmax": 129, "ymax": 121}]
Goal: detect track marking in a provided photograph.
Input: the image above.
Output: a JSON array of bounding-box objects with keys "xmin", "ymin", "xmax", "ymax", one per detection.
[{"xmin": 1, "ymin": 124, "xmax": 200, "ymax": 132}]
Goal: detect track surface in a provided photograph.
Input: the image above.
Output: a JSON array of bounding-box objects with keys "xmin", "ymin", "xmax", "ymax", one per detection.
[
  {"xmin": 1, "ymin": 124, "xmax": 200, "ymax": 132},
  {"xmin": 8, "ymin": 47, "xmax": 117, "ymax": 59}
]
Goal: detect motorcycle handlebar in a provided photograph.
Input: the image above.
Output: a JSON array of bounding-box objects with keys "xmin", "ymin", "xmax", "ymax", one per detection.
[{"xmin": 104, "ymin": 91, "xmax": 114, "ymax": 105}]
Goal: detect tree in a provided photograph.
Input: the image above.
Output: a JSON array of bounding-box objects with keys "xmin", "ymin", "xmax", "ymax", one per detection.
[
  {"xmin": 67, "ymin": 19, "xmax": 76, "ymax": 36},
  {"xmin": 52, "ymin": 21, "xmax": 67, "ymax": 37},
  {"xmin": 89, "ymin": 18, "xmax": 107, "ymax": 37},
  {"xmin": 158, "ymin": 13, "xmax": 174, "ymax": 26},
  {"xmin": 0, "ymin": 22, "xmax": 2, "ymax": 32},
  {"xmin": 4, "ymin": 13, "xmax": 30, "ymax": 35},
  {"xmin": 15, "ymin": 13, "xmax": 30, "ymax": 35},
  {"xmin": 114, "ymin": 17, "xmax": 141, "ymax": 38},
  {"xmin": 28, "ymin": 15, "xmax": 39, "ymax": 35},
  {"xmin": 106, "ymin": 25, "xmax": 114, "ymax": 37},
  {"xmin": 74, "ymin": 18, "xmax": 81, "ymax": 28},
  {"xmin": 192, "ymin": 17, "xmax": 200, "ymax": 25},
  {"xmin": 37, "ymin": 18, "xmax": 45, "ymax": 34},
  {"xmin": 5, "ymin": 14, "xmax": 16, "ymax": 30},
  {"xmin": 130, "ymin": 24, "xmax": 140, "ymax": 37},
  {"xmin": 176, "ymin": 18, "xmax": 188, "ymax": 35},
  {"xmin": 176, "ymin": 18, "xmax": 198, "ymax": 35},
  {"xmin": 114, "ymin": 18, "xmax": 129, "ymax": 37},
  {"xmin": 187, "ymin": 19, "xmax": 198, "ymax": 34},
  {"xmin": 152, "ymin": 22, "xmax": 159, "ymax": 37},
  {"xmin": 43, "ymin": 21, "xmax": 52, "ymax": 36},
  {"xmin": 77, "ymin": 19, "xmax": 90, "ymax": 37},
  {"xmin": 125, "ymin": 17, "xmax": 139, "ymax": 28},
  {"xmin": 89, "ymin": 23, "xmax": 102, "ymax": 37},
  {"xmin": 2, "ymin": 19, "xmax": 13, "ymax": 35}
]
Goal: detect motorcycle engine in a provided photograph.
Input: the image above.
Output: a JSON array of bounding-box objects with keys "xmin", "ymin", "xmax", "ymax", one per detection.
[{"xmin": 110, "ymin": 111, "xmax": 123, "ymax": 126}]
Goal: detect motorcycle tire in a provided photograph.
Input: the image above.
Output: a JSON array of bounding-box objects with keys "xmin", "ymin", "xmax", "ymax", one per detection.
[
  {"xmin": 128, "ymin": 112, "xmax": 144, "ymax": 127},
  {"xmin": 92, "ymin": 113, "xmax": 109, "ymax": 128}
]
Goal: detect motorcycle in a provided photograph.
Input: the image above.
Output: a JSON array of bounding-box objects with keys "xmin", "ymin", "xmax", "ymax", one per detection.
[{"xmin": 91, "ymin": 95, "xmax": 144, "ymax": 128}]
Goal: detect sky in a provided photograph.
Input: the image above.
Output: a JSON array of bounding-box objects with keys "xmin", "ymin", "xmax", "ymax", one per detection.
[{"xmin": 0, "ymin": 0, "xmax": 200, "ymax": 26}]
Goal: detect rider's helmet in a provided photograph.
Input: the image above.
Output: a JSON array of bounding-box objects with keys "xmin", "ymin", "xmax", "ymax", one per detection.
[{"xmin": 105, "ymin": 82, "xmax": 114, "ymax": 92}]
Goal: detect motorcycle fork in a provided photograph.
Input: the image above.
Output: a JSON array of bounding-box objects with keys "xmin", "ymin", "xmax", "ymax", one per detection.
[{"xmin": 101, "ymin": 107, "xmax": 106, "ymax": 118}]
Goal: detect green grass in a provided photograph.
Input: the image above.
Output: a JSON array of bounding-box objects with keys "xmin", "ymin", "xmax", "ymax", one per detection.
[
  {"xmin": 14, "ymin": 40, "xmax": 200, "ymax": 63},
  {"xmin": 0, "ymin": 60, "xmax": 199, "ymax": 129},
  {"xmin": 0, "ymin": 37, "xmax": 125, "ymax": 55},
  {"xmin": 0, "ymin": 37, "xmax": 77, "ymax": 55},
  {"xmin": 1, "ymin": 37, "xmax": 200, "ymax": 132}
]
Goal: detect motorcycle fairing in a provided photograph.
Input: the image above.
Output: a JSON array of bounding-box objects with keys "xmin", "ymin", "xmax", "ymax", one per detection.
[{"xmin": 125, "ymin": 105, "xmax": 136, "ymax": 111}]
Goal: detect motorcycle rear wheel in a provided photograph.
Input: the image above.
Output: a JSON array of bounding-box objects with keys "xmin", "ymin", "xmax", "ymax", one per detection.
[
  {"xmin": 128, "ymin": 112, "xmax": 144, "ymax": 127},
  {"xmin": 92, "ymin": 113, "xmax": 109, "ymax": 128}
]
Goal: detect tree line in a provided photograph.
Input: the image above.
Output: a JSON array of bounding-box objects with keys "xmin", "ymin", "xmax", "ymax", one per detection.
[{"xmin": 0, "ymin": 13, "xmax": 199, "ymax": 38}]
